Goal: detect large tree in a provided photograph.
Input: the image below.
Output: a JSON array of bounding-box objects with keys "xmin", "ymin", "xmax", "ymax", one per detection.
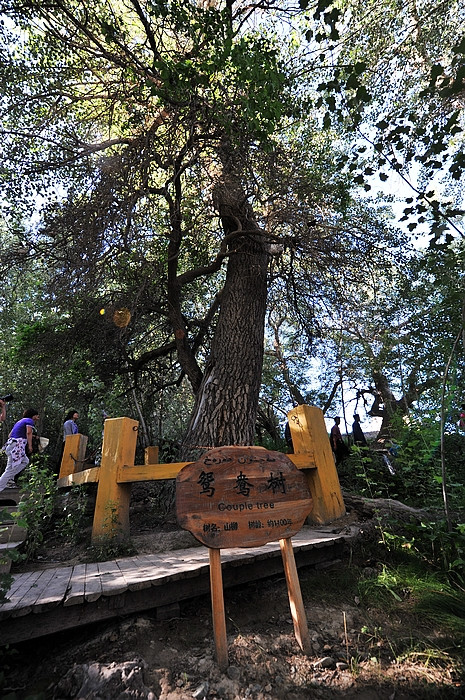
[
  {"xmin": 0, "ymin": 0, "xmax": 396, "ymax": 454},
  {"xmin": 5, "ymin": 0, "xmax": 457, "ymax": 455},
  {"xmin": 0, "ymin": 3, "xmax": 280, "ymax": 446},
  {"xmin": 264, "ymin": 237, "xmax": 465, "ymax": 442},
  {"xmin": 0, "ymin": 1, "xmax": 331, "ymax": 454}
]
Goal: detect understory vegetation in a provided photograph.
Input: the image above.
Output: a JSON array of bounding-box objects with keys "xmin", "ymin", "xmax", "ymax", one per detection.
[
  {"xmin": 1, "ymin": 419, "xmax": 464, "ymax": 677},
  {"xmin": 1, "ymin": 441, "xmax": 465, "ymax": 697}
]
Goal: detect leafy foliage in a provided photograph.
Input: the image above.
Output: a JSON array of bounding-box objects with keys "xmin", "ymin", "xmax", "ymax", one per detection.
[
  {"xmin": 59, "ymin": 484, "xmax": 91, "ymax": 545},
  {"xmin": 298, "ymin": 0, "xmax": 465, "ymax": 242},
  {"xmin": 14, "ymin": 457, "xmax": 57, "ymax": 562}
]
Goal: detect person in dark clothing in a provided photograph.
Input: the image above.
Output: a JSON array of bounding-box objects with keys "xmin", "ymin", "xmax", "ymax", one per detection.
[
  {"xmin": 352, "ymin": 413, "xmax": 367, "ymax": 447},
  {"xmin": 284, "ymin": 421, "xmax": 293, "ymax": 452},
  {"xmin": 330, "ymin": 416, "xmax": 349, "ymax": 466}
]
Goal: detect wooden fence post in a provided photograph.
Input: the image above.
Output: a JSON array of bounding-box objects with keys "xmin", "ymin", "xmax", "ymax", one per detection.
[
  {"xmin": 144, "ymin": 446, "xmax": 159, "ymax": 465},
  {"xmin": 288, "ymin": 404, "xmax": 345, "ymax": 524},
  {"xmin": 91, "ymin": 417, "xmax": 138, "ymax": 543},
  {"xmin": 59, "ymin": 434, "xmax": 88, "ymax": 479}
]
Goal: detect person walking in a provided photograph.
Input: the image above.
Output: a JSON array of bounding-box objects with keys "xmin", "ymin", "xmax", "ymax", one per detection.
[
  {"xmin": 0, "ymin": 408, "xmax": 39, "ymax": 492},
  {"xmin": 63, "ymin": 410, "xmax": 79, "ymax": 441},
  {"xmin": 352, "ymin": 413, "xmax": 368, "ymax": 447},
  {"xmin": 330, "ymin": 416, "xmax": 349, "ymax": 466},
  {"xmin": 57, "ymin": 409, "xmax": 79, "ymax": 471},
  {"xmin": 0, "ymin": 399, "xmax": 6, "ymax": 423}
]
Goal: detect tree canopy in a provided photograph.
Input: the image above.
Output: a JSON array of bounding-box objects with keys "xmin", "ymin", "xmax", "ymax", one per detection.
[{"xmin": 0, "ymin": 0, "xmax": 464, "ymax": 461}]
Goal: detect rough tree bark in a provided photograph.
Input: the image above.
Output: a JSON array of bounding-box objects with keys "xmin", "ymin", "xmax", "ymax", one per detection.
[
  {"xmin": 181, "ymin": 155, "xmax": 269, "ymax": 457},
  {"xmin": 367, "ymin": 370, "xmax": 437, "ymax": 442}
]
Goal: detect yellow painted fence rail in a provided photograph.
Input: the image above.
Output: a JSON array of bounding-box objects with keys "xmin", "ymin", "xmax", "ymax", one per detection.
[{"xmin": 57, "ymin": 404, "xmax": 345, "ymax": 543}]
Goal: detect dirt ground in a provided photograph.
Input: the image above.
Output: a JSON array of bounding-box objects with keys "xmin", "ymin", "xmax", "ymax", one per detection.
[{"xmin": 1, "ymin": 505, "xmax": 464, "ymax": 700}]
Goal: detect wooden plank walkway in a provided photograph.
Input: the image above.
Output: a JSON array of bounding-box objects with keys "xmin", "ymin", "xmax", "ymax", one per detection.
[{"xmin": 0, "ymin": 525, "xmax": 360, "ymax": 646}]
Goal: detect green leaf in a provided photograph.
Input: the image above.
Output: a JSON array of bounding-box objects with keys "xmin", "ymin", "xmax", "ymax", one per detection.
[
  {"xmin": 356, "ymin": 86, "xmax": 371, "ymax": 103},
  {"xmin": 429, "ymin": 63, "xmax": 444, "ymax": 88},
  {"xmin": 452, "ymin": 36, "xmax": 465, "ymax": 54},
  {"xmin": 346, "ymin": 72, "xmax": 360, "ymax": 90},
  {"xmin": 327, "ymin": 95, "xmax": 336, "ymax": 111},
  {"xmin": 314, "ymin": 0, "xmax": 336, "ymax": 20}
]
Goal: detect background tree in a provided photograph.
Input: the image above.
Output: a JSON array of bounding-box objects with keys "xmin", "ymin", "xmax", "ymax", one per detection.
[{"xmin": 299, "ymin": 0, "xmax": 465, "ymax": 240}]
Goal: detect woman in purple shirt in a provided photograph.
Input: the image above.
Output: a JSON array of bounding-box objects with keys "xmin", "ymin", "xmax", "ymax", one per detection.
[
  {"xmin": 0, "ymin": 408, "xmax": 39, "ymax": 491},
  {"xmin": 63, "ymin": 410, "xmax": 79, "ymax": 441}
]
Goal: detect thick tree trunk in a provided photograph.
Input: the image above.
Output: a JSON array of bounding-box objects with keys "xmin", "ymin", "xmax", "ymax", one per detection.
[
  {"xmin": 369, "ymin": 371, "xmax": 408, "ymax": 442},
  {"xmin": 366, "ymin": 369, "xmax": 438, "ymax": 443},
  {"xmin": 181, "ymin": 163, "xmax": 269, "ymax": 458},
  {"xmin": 181, "ymin": 236, "xmax": 268, "ymax": 456}
]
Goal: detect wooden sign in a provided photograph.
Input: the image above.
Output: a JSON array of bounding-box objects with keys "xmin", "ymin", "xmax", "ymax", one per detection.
[
  {"xmin": 176, "ymin": 446, "xmax": 313, "ymax": 549},
  {"xmin": 176, "ymin": 445, "xmax": 313, "ymax": 670}
]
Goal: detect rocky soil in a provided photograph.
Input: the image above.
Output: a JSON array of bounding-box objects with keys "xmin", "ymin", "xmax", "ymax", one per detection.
[{"xmin": 1, "ymin": 502, "xmax": 464, "ymax": 700}]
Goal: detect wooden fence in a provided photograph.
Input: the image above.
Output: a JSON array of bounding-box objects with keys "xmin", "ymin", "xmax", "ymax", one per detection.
[{"xmin": 57, "ymin": 404, "xmax": 345, "ymax": 543}]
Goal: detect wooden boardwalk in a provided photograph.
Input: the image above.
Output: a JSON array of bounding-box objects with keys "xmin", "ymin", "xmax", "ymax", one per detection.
[{"xmin": 0, "ymin": 525, "xmax": 359, "ymax": 647}]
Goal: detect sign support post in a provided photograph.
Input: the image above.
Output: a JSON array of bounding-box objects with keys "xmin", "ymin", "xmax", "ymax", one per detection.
[
  {"xmin": 209, "ymin": 548, "xmax": 229, "ymax": 671},
  {"xmin": 279, "ymin": 536, "xmax": 311, "ymax": 653},
  {"xmin": 176, "ymin": 445, "xmax": 314, "ymax": 669}
]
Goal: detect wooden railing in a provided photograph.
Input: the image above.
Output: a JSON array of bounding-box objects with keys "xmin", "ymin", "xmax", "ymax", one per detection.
[{"xmin": 57, "ymin": 404, "xmax": 345, "ymax": 543}]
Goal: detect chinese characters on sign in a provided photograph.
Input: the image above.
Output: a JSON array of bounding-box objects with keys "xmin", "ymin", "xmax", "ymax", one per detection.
[
  {"xmin": 198, "ymin": 470, "xmax": 215, "ymax": 497},
  {"xmin": 176, "ymin": 446, "xmax": 313, "ymax": 548}
]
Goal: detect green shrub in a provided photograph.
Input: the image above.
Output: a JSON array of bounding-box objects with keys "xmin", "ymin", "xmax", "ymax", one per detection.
[
  {"xmin": 341, "ymin": 412, "xmax": 465, "ymax": 512},
  {"xmin": 381, "ymin": 519, "xmax": 465, "ymax": 584},
  {"xmin": 59, "ymin": 484, "xmax": 90, "ymax": 544},
  {"xmin": 15, "ymin": 457, "xmax": 57, "ymax": 562},
  {"xmin": 0, "ymin": 507, "xmax": 14, "ymax": 603}
]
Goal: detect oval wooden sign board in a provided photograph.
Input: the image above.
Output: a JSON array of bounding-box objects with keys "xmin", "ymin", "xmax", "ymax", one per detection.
[{"xmin": 176, "ymin": 446, "xmax": 313, "ymax": 549}]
